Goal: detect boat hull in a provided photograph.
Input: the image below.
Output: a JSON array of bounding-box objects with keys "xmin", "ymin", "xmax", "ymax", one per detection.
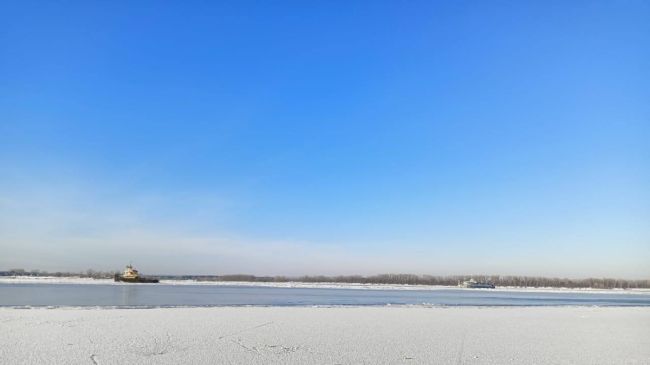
[
  {"xmin": 463, "ymin": 283, "xmax": 495, "ymax": 289},
  {"xmin": 114, "ymin": 274, "xmax": 159, "ymax": 283}
]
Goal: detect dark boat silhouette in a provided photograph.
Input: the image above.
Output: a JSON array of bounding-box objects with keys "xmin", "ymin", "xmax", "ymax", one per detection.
[{"xmin": 114, "ymin": 264, "xmax": 159, "ymax": 283}]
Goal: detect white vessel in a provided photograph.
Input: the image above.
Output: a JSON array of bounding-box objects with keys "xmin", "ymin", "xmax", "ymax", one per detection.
[{"xmin": 460, "ymin": 278, "xmax": 495, "ymax": 289}]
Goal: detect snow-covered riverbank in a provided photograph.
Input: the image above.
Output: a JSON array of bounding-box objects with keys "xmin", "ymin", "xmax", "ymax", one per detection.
[
  {"xmin": 1, "ymin": 306, "xmax": 649, "ymax": 364},
  {"xmin": 1, "ymin": 275, "xmax": 649, "ymax": 295}
]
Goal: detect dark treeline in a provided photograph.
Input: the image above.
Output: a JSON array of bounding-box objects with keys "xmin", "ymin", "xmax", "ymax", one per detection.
[
  {"xmin": 206, "ymin": 274, "xmax": 650, "ymax": 289},
  {"xmin": 3, "ymin": 269, "xmax": 649, "ymax": 289},
  {"xmin": 2, "ymin": 268, "xmax": 117, "ymax": 279}
]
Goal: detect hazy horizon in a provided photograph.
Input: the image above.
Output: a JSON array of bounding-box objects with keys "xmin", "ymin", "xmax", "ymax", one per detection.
[
  {"xmin": 2, "ymin": 1, "xmax": 649, "ymax": 279},
  {"xmin": 3, "ymin": 265, "xmax": 650, "ymax": 282}
]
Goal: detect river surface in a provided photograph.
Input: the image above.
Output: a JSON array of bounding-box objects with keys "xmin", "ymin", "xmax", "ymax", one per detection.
[{"xmin": 1, "ymin": 283, "xmax": 649, "ymax": 307}]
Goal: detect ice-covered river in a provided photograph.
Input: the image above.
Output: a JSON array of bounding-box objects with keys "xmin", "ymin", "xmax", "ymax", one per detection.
[{"xmin": 1, "ymin": 283, "xmax": 649, "ymax": 307}]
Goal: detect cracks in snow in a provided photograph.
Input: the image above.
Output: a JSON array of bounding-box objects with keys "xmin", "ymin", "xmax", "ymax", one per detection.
[
  {"xmin": 217, "ymin": 322, "xmax": 308, "ymax": 358},
  {"xmin": 129, "ymin": 331, "xmax": 182, "ymax": 358},
  {"xmin": 228, "ymin": 339, "xmax": 305, "ymax": 357},
  {"xmin": 230, "ymin": 338, "xmax": 260, "ymax": 354},
  {"xmin": 265, "ymin": 344, "xmax": 301, "ymax": 354},
  {"xmin": 217, "ymin": 321, "xmax": 274, "ymax": 340},
  {"xmin": 456, "ymin": 330, "xmax": 467, "ymax": 365},
  {"xmin": 145, "ymin": 332, "xmax": 173, "ymax": 356},
  {"xmin": 151, "ymin": 332, "xmax": 172, "ymax": 356}
]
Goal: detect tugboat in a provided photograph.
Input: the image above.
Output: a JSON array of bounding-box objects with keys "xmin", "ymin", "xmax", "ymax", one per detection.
[
  {"xmin": 460, "ymin": 278, "xmax": 495, "ymax": 289},
  {"xmin": 114, "ymin": 264, "xmax": 159, "ymax": 283}
]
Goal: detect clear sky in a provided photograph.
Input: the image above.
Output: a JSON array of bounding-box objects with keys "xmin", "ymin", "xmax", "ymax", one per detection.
[{"xmin": 1, "ymin": 1, "xmax": 648, "ymax": 278}]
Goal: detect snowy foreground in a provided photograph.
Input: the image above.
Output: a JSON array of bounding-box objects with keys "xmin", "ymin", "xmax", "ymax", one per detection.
[{"xmin": 1, "ymin": 307, "xmax": 649, "ymax": 365}]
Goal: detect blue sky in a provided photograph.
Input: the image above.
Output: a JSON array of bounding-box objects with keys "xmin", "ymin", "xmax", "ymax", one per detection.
[{"xmin": 1, "ymin": 1, "xmax": 648, "ymax": 277}]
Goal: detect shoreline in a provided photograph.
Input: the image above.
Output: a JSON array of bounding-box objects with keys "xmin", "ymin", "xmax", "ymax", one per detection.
[
  {"xmin": 2, "ymin": 276, "xmax": 649, "ymax": 295},
  {"xmin": 2, "ymin": 306, "xmax": 649, "ymax": 364},
  {"xmin": 3, "ymin": 304, "xmax": 650, "ymax": 310}
]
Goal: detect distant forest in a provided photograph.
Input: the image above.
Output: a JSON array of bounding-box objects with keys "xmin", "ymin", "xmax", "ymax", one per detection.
[{"xmin": 2, "ymin": 269, "xmax": 649, "ymax": 289}]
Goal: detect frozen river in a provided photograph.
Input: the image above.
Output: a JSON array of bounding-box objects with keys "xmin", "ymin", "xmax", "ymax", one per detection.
[{"xmin": 1, "ymin": 283, "xmax": 649, "ymax": 307}]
